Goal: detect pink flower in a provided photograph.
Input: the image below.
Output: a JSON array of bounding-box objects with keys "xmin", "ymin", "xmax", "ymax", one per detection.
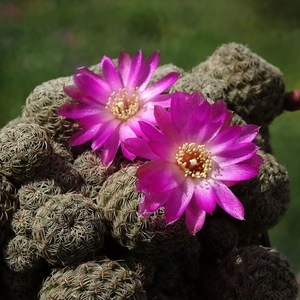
[
  {"xmin": 124, "ymin": 92, "xmax": 263, "ymax": 234},
  {"xmin": 58, "ymin": 50, "xmax": 179, "ymax": 166}
]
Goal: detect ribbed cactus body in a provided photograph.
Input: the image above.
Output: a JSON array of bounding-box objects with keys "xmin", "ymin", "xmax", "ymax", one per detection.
[
  {"xmin": 39, "ymin": 258, "xmax": 146, "ymax": 300},
  {"xmin": 0, "ymin": 123, "xmax": 53, "ymax": 182},
  {"xmin": 193, "ymin": 42, "xmax": 285, "ymax": 126},
  {"xmin": 32, "ymin": 193, "xmax": 106, "ymax": 266},
  {"xmin": 201, "ymin": 246, "xmax": 299, "ymax": 300},
  {"xmin": 22, "ymin": 76, "xmax": 80, "ymax": 144}
]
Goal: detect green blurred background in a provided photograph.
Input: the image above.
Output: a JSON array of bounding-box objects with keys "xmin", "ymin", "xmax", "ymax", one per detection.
[{"xmin": 1, "ymin": 0, "xmax": 300, "ymax": 275}]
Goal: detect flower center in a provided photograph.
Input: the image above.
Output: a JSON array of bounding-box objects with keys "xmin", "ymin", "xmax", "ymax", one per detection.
[
  {"xmin": 106, "ymin": 87, "xmax": 140, "ymax": 121},
  {"xmin": 175, "ymin": 143, "xmax": 212, "ymax": 178}
]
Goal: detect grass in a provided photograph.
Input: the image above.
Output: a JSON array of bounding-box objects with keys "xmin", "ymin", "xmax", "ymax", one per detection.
[{"xmin": 1, "ymin": 0, "xmax": 300, "ymax": 273}]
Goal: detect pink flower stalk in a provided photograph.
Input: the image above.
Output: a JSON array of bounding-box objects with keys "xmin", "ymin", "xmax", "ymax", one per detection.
[
  {"xmin": 58, "ymin": 50, "xmax": 179, "ymax": 166},
  {"xmin": 124, "ymin": 91, "xmax": 263, "ymax": 234}
]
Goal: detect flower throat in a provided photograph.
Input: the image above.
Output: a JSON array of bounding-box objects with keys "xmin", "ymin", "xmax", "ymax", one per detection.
[
  {"xmin": 106, "ymin": 87, "xmax": 139, "ymax": 121},
  {"xmin": 176, "ymin": 143, "xmax": 212, "ymax": 178}
]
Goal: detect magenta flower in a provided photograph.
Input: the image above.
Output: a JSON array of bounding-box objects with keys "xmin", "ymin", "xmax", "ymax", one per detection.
[
  {"xmin": 124, "ymin": 91, "xmax": 263, "ymax": 234},
  {"xmin": 58, "ymin": 50, "xmax": 179, "ymax": 166}
]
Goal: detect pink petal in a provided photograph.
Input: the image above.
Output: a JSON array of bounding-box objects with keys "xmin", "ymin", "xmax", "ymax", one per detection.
[
  {"xmin": 78, "ymin": 111, "xmax": 114, "ymax": 125},
  {"xmin": 139, "ymin": 192, "xmax": 169, "ymax": 216},
  {"xmin": 69, "ymin": 125, "xmax": 101, "ymax": 146},
  {"xmin": 149, "ymin": 93, "xmax": 173, "ymax": 107},
  {"xmin": 118, "ymin": 50, "xmax": 132, "ymax": 87},
  {"xmin": 63, "ymin": 85, "xmax": 98, "ymax": 105},
  {"xmin": 127, "ymin": 50, "xmax": 143, "ymax": 88},
  {"xmin": 57, "ymin": 103, "xmax": 101, "ymax": 119},
  {"xmin": 141, "ymin": 72, "xmax": 179, "ymax": 100},
  {"xmin": 236, "ymin": 124, "xmax": 260, "ymax": 143},
  {"xmin": 242, "ymin": 153, "xmax": 264, "ymax": 167},
  {"xmin": 136, "ymin": 162, "xmax": 185, "ymax": 194},
  {"xmin": 135, "ymin": 105, "xmax": 156, "ymax": 126},
  {"xmin": 138, "ymin": 51, "xmax": 160, "ymax": 90},
  {"xmin": 213, "ymin": 143, "xmax": 260, "ymax": 166},
  {"xmin": 187, "ymin": 100, "xmax": 212, "ymax": 142},
  {"xmin": 212, "ymin": 164, "xmax": 260, "ymax": 181},
  {"xmin": 154, "ymin": 105, "xmax": 175, "ymax": 138},
  {"xmin": 208, "ymin": 126, "xmax": 242, "ymax": 154},
  {"xmin": 119, "ymin": 125, "xmax": 139, "ymax": 160},
  {"xmin": 148, "ymin": 140, "xmax": 175, "ymax": 162},
  {"xmin": 164, "ymin": 181, "xmax": 193, "ymax": 224},
  {"xmin": 77, "ymin": 67, "xmax": 112, "ymax": 94},
  {"xmin": 193, "ymin": 181, "xmax": 217, "ymax": 213},
  {"xmin": 185, "ymin": 197, "xmax": 207, "ymax": 234},
  {"xmin": 211, "ymin": 180, "xmax": 245, "ymax": 220},
  {"xmin": 73, "ymin": 73, "xmax": 111, "ymax": 102},
  {"xmin": 100, "ymin": 125, "xmax": 121, "ymax": 166},
  {"xmin": 136, "ymin": 161, "xmax": 167, "ymax": 178},
  {"xmin": 91, "ymin": 121, "xmax": 120, "ymax": 151},
  {"xmin": 123, "ymin": 138, "xmax": 161, "ymax": 161},
  {"xmin": 100, "ymin": 56, "xmax": 123, "ymax": 90},
  {"xmin": 139, "ymin": 121, "xmax": 166, "ymax": 144}
]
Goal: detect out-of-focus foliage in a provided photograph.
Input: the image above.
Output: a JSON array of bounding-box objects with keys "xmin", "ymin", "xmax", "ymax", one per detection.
[{"xmin": 1, "ymin": 0, "xmax": 300, "ymax": 273}]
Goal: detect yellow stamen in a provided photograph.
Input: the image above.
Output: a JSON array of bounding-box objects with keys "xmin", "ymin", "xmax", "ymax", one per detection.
[
  {"xmin": 106, "ymin": 87, "xmax": 139, "ymax": 121},
  {"xmin": 175, "ymin": 143, "xmax": 212, "ymax": 178}
]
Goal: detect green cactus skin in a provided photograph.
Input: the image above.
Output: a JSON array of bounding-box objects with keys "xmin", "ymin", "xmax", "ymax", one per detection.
[
  {"xmin": 32, "ymin": 193, "xmax": 106, "ymax": 266},
  {"xmin": 193, "ymin": 42, "xmax": 285, "ymax": 126},
  {"xmin": 39, "ymin": 257, "xmax": 147, "ymax": 300}
]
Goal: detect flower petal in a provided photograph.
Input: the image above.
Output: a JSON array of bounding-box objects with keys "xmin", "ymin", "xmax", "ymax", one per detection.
[
  {"xmin": 118, "ymin": 50, "xmax": 132, "ymax": 87},
  {"xmin": 63, "ymin": 85, "xmax": 97, "ymax": 105},
  {"xmin": 213, "ymin": 143, "xmax": 260, "ymax": 166},
  {"xmin": 119, "ymin": 125, "xmax": 139, "ymax": 160},
  {"xmin": 139, "ymin": 121, "xmax": 166, "ymax": 144},
  {"xmin": 164, "ymin": 181, "xmax": 193, "ymax": 224},
  {"xmin": 185, "ymin": 197, "xmax": 207, "ymax": 235},
  {"xmin": 91, "ymin": 121, "xmax": 119, "ymax": 151},
  {"xmin": 211, "ymin": 180, "xmax": 245, "ymax": 220},
  {"xmin": 57, "ymin": 103, "xmax": 101, "ymax": 119},
  {"xmin": 236, "ymin": 124, "xmax": 260, "ymax": 143},
  {"xmin": 69, "ymin": 124, "xmax": 100, "ymax": 146},
  {"xmin": 193, "ymin": 181, "xmax": 217, "ymax": 213},
  {"xmin": 154, "ymin": 105, "xmax": 175, "ymax": 138},
  {"xmin": 100, "ymin": 124, "xmax": 121, "ymax": 166},
  {"xmin": 139, "ymin": 192, "xmax": 169, "ymax": 216},
  {"xmin": 136, "ymin": 161, "xmax": 167, "ymax": 178},
  {"xmin": 123, "ymin": 138, "xmax": 161, "ymax": 161},
  {"xmin": 148, "ymin": 140, "xmax": 175, "ymax": 162},
  {"xmin": 136, "ymin": 162, "xmax": 185, "ymax": 194},
  {"xmin": 212, "ymin": 164, "xmax": 260, "ymax": 181},
  {"xmin": 138, "ymin": 51, "xmax": 160, "ymax": 90},
  {"xmin": 208, "ymin": 126, "xmax": 242, "ymax": 154},
  {"xmin": 100, "ymin": 55, "xmax": 123, "ymax": 90},
  {"xmin": 141, "ymin": 72, "xmax": 179, "ymax": 100},
  {"xmin": 128, "ymin": 50, "xmax": 143, "ymax": 88},
  {"xmin": 73, "ymin": 73, "xmax": 111, "ymax": 102}
]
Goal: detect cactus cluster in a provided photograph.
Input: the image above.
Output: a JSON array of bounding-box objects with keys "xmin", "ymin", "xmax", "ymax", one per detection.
[{"xmin": 0, "ymin": 43, "xmax": 298, "ymax": 299}]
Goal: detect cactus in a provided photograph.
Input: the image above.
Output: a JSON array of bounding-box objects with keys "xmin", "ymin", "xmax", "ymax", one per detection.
[
  {"xmin": 32, "ymin": 193, "xmax": 106, "ymax": 266},
  {"xmin": 0, "ymin": 43, "xmax": 298, "ymax": 299},
  {"xmin": 39, "ymin": 258, "xmax": 147, "ymax": 300}
]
